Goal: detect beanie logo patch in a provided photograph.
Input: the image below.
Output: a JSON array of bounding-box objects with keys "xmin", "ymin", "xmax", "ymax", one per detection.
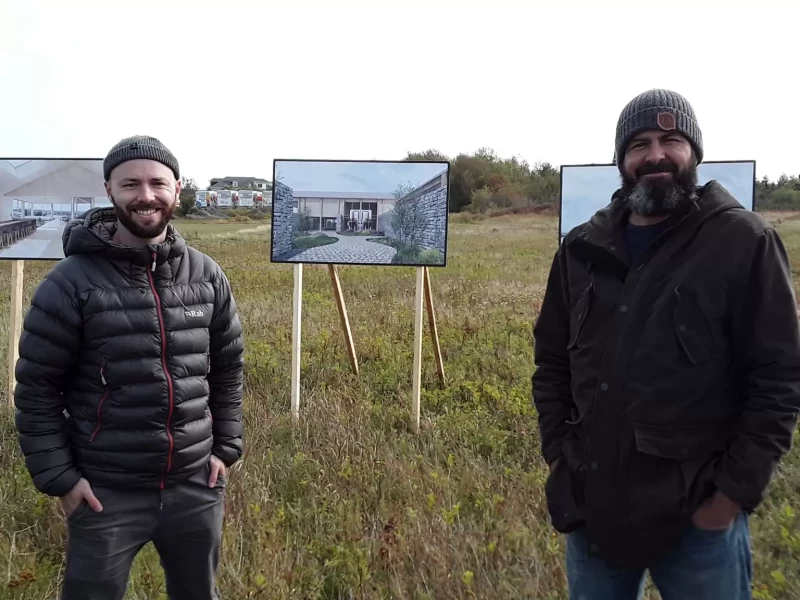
[{"xmin": 657, "ymin": 112, "xmax": 676, "ymax": 131}]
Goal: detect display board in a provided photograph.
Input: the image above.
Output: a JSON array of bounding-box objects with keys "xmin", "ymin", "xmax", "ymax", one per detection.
[
  {"xmin": 0, "ymin": 158, "xmax": 108, "ymax": 260},
  {"xmin": 270, "ymin": 159, "xmax": 450, "ymax": 267},
  {"xmin": 559, "ymin": 160, "xmax": 756, "ymax": 242}
]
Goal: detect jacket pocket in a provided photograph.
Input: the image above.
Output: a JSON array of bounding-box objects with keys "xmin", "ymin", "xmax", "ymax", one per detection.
[
  {"xmin": 567, "ymin": 280, "xmax": 594, "ymax": 350},
  {"xmin": 634, "ymin": 421, "xmax": 729, "ymax": 461},
  {"xmin": 544, "ymin": 415, "xmax": 587, "ymax": 533},
  {"xmin": 632, "ymin": 421, "xmax": 730, "ymax": 522},
  {"xmin": 90, "ymin": 364, "xmax": 110, "ymax": 443},
  {"xmin": 673, "ymin": 286, "xmax": 716, "ymax": 365},
  {"xmin": 67, "ymin": 499, "xmax": 92, "ymax": 521},
  {"xmin": 544, "ymin": 455, "xmax": 586, "ymax": 533}
]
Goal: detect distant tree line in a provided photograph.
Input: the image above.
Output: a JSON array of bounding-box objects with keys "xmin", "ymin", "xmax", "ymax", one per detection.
[
  {"xmin": 404, "ymin": 148, "xmax": 800, "ymax": 213},
  {"xmin": 756, "ymin": 174, "xmax": 800, "ymax": 210},
  {"xmin": 178, "ymin": 177, "xmax": 199, "ymax": 216},
  {"xmin": 403, "ymin": 148, "xmax": 559, "ymax": 214}
]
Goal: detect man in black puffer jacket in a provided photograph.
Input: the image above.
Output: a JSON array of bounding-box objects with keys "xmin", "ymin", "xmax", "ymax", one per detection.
[{"xmin": 14, "ymin": 135, "xmax": 244, "ymax": 600}]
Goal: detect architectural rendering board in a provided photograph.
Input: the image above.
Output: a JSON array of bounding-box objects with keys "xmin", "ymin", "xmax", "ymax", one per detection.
[
  {"xmin": 0, "ymin": 158, "xmax": 109, "ymax": 261},
  {"xmin": 271, "ymin": 159, "xmax": 450, "ymax": 267}
]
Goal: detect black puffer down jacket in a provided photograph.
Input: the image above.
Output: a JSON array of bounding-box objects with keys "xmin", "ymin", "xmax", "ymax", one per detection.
[{"xmin": 14, "ymin": 207, "xmax": 244, "ymax": 496}]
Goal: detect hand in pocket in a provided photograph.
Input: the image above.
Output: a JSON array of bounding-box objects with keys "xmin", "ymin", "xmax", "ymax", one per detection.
[
  {"xmin": 691, "ymin": 490, "xmax": 740, "ymax": 531},
  {"xmin": 60, "ymin": 478, "xmax": 103, "ymax": 518}
]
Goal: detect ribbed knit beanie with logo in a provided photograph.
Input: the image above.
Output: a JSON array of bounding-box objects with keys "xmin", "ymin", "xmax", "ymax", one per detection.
[{"xmin": 614, "ymin": 89, "xmax": 703, "ymax": 171}]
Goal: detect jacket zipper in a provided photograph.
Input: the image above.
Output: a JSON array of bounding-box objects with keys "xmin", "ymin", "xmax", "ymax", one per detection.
[
  {"xmin": 147, "ymin": 251, "xmax": 175, "ymax": 489},
  {"xmin": 207, "ymin": 355, "xmax": 213, "ymax": 425},
  {"xmin": 90, "ymin": 365, "xmax": 109, "ymax": 442}
]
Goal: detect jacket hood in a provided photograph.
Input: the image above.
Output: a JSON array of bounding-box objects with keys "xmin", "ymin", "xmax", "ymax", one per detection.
[{"xmin": 63, "ymin": 207, "xmax": 186, "ymax": 266}]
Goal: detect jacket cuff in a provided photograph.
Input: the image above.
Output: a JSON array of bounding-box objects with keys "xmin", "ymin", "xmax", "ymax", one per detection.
[
  {"xmin": 212, "ymin": 445, "xmax": 241, "ymax": 468},
  {"xmin": 40, "ymin": 467, "xmax": 82, "ymax": 498},
  {"xmin": 712, "ymin": 466, "xmax": 764, "ymax": 513},
  {"xmin": 541, "ymin": 439, "xmax": 566, "ymax": 466}
]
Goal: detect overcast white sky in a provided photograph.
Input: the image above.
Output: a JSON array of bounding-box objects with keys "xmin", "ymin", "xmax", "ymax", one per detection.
[{"xmin": 1, "ymin": 0, "xmax": 797, "ymax": 190}]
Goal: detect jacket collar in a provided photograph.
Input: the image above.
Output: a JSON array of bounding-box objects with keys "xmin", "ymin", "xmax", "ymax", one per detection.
[
  {"xmin": 565, "ymin": 180, "xmax": 745, "ymax": 265},
  {"xmin": 62, "ymin": 207, "xmax": 186, "ymax": 267}
]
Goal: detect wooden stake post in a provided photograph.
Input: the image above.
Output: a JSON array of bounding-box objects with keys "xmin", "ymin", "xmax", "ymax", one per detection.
[
  {"xmin": 328, "ymin": 265, "xmax": 359, "ymax": 376},
  {"xmin": 423, "ymin": 267, "xmax": 445, "ymax": 385},
  {"xmin": 410, "ymin": 265, "xmax": 445, "ymax": 433},
  {"xmin": 290, "ymin": 263, "xmax": 360, "ymax": 424},
  {"xmin": 411, "ymin": 267, "xmax": 425, "ymax": 432},
  {"xmin": 290, "ymin": 263, "xmax": 303, "ymax": 425},
  {"xmin": 7, "ymin": 260, "xmax": 24, "ymax": 407}
]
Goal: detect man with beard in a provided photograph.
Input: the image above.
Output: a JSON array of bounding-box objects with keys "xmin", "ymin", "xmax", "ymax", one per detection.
[
  {"xmin": 532, "ymin": 89, "xmax": 800, "ymax": 599},
  {"xmin": 13, "ymin": 135, "xmax": 244, "ymax": 600}
]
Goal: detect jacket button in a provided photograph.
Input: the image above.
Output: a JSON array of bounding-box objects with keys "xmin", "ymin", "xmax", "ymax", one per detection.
[
  {"xmin": 590, "ymin": 544, "xmax": 599, "ymax": 552},
  {"xmin": 620, "ymin": 305, "xmax": 628, "ymax": 313},
  {"xmin": 679, "ymin": 324, "xmax": 686, "ymax": 332},
  {"xmin": 600, "ymin": 383, "xmax": 609, "ymax": 391},
  {"xmin": 591, "ymin": 461, "xmax": 599, "ymax": 470}
]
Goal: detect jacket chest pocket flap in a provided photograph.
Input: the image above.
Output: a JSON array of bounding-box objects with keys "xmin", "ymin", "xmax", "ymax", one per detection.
[{"xmin": 567, "ymin": 281, "xmax": 594, "ymax": 351}]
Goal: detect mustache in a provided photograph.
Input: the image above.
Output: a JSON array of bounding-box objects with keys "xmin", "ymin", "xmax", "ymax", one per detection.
[{"xmin": 636, "ymin": 160, "xmax": 678, "ymax": 177}]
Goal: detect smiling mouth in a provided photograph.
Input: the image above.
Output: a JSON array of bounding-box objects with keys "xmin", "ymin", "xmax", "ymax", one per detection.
[{"xmin": 133, "ymin": 208, "xmax": 160, "ymax": 216}]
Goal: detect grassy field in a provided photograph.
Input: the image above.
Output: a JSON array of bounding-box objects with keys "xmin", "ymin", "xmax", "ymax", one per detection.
[{"xmin": 0, "ymin": 212, "xmax": 798, "ymax": 599}]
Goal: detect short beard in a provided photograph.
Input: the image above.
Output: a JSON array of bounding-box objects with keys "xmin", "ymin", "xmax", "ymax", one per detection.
[
  {"xmin": 109, "ymin": 194, "xmax": 176, "ymax": 240},
  {"xmin": 620, "ymin": 160, "xmax": 698, "ymax": 217}
]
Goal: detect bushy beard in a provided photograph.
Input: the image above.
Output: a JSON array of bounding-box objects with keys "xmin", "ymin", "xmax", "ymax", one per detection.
[
  {"xmin": 620, "ymin": 159, "xmax": 698, "ymax": 217},
  {"xmin": 110, "ymin": 194, "xmax": 176, "ymax": 240}
]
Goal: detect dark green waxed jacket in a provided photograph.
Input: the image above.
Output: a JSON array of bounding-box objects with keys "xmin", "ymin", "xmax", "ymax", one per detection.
[{"xmin": 533, "ymin": 180, "xmax": 800, "ymax": 568}]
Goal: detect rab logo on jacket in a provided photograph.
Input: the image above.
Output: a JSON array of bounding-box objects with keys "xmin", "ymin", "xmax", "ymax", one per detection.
[{"xmin": 185, "ymin": 310, "xmax": 204, "ymax": 318}]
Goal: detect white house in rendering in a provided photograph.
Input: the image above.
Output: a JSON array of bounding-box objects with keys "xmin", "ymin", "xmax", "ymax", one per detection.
[
  {"xmin": 292, "ymin": 190, "xmax": 397, "ymax": 232},
  {"xmin": 292, "ymin": 168, "xmax": 448, "ymax": 233}
]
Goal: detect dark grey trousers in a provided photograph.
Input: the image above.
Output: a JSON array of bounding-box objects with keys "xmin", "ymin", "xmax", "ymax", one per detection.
[{"xmin": 61, "ymin": 461, "xmax": 226, "ymax": 600}]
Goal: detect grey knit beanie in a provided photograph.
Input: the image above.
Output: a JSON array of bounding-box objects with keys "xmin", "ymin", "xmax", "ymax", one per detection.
[
  {"xmin": 614, "ymin": 89, "xmax": 703, "ymax": 171},
  {"xmin": 103, "ymin": 135, "xmax": 180, "ymax": 181}
]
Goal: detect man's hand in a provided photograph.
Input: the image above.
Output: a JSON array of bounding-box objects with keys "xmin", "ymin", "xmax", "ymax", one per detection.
[
  {"xmin": 208, "ymin": 455, "xmax": 227, "ymax": 488},
  {"xmin": 60, "ymin": 478, "xmax": 102, "ymax": 518},
  {"xmin": 691, "ymin": 489, "xmax": 741, "ymax": 531}
]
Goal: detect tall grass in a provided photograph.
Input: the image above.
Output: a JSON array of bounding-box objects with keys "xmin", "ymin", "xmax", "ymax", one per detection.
[{"xmin": 0, "ymin": 213, "xmax": 797, "ymax": 599}]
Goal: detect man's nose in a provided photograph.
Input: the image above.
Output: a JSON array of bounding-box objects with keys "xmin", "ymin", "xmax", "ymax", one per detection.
[
  {"xmin": 644, "ymin": 141, "xmax": 667, "ymax": 163},
  {"xmin": 136, "ymin": 184, "xmax": 156, "ymax": 201}
]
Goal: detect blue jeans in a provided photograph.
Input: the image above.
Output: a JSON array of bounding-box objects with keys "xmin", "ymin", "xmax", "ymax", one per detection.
[{"xmin": 566, "ymin": 512, "xmax": 752, "ymax": 600}]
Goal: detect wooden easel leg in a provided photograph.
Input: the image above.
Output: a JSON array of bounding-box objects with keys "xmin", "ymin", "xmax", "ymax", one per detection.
[
  {"xmin": 8, "ymin": 260, "xmax": 24, "ymax": 407},
  {"xmin": 412, "ymin": 267, "xmax": 425, "ymax": 433},
  {"xmin": 291, "ymin": 263, "xmax": 303, "ymax": 425},
  {"xmin": 328, "ymin": 264, "xmax": 359, "ymax": 376},
  {"xmin": 423, "ymin": 266, "xmax": 445, "ymax": 385}
]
